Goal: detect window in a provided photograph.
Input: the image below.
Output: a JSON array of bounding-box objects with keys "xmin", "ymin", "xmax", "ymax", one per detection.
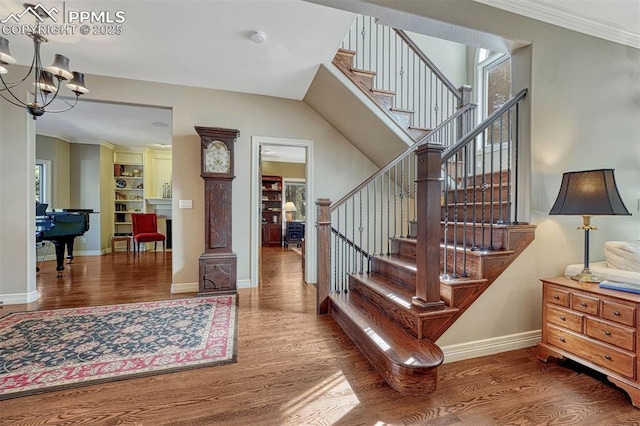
[
  {"xmin": 35, "ymin": 159, "xmax": 51, "ymax": 205},
  {"xmin": 284, "ymin": 180, "xmax": 305, "ymax": 221},
  {"xmin": 477, "ymin": 49, "xmax": 511, "ymax": 146}
]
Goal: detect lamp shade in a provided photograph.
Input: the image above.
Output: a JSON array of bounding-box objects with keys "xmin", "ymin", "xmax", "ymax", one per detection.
[
  {"xmin": 65, "ymin": 71, "xmax": 89, "ymax": 94},
  {"xmin": 284, "ymin": 202, "xmax": 297, "ymax": 212},
  {"xmin": 36, "ymin": 70, "xmax": 58, "ymax": 94},
  {"xmin": 0, "ymin": 36, "xmax": 16, "ymax": 64},
  {"xmin": 46, "ymin": 54, "xmax": 74, "ymax": 80},
  {"xmin": 549, "ymin": 169, "xmax": 630, "ymax": 216}
]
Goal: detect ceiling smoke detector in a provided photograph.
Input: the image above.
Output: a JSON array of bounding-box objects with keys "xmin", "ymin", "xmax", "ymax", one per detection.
[{"xmin": 251, "ymin": 31, "xmax": 266, "ymax": 44}]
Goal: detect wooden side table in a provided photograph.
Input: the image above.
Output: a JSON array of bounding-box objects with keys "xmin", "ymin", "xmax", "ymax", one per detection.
[
  {"xmin": 537, "ymin": 276, "xmax": 640, "ymax": 408},
  {"xmin": 111, "ymin": 235, "xmax": 131, "ymax": 253}
]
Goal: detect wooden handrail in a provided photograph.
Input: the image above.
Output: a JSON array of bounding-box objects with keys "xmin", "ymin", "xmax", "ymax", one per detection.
[
  {"xmin": 394, "ymin": 30, "xmax": 462, "ymax": 100},
  {"xmin": 442, "ymin": 89, "xmax": 528, "ymax": 162}
]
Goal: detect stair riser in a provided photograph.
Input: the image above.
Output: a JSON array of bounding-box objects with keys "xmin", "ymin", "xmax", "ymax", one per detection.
[
  {"xmin": 441, "ymin": 204, "xmax": 511, "ymax": 223},
  {"xmin": 445, "ymin": 185, "xmax": 510, "ymax": 202},
  {"xmin": 371, "ymin": 258, "xmax": 415, "ymax": 292},
  {"xmin": 440, "ymin": 282, "xmax": 487, "ymax": 309},
  {"xmin": 391, "ymin": 239, "xmax": 417, "ymax": 259},
  {"xmin": 441, "ymin": 224, "xmax": 509, "ymax": 250},
  {"xmin": 372, "ymin": 92, "xmax": 394, "ymax": 109},
  {"xmin": 352, "ymin": 70, "xmax": 375, "ymax": 90},
  {"xmin": 349, "ymin": 275, "xmax": 422, "ymax": 338},
  {"xmin": 440, "ymin": 248, "xmax": 483, "ymax": 279},
  {"xmin": 464, "ymin": 170, "xmax": 511, "ymax": 186}
]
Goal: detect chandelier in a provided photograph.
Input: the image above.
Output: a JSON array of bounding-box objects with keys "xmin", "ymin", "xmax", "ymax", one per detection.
[{"xmin": 0, "ymin": 4, "xmax": 89, "ymax": 120}]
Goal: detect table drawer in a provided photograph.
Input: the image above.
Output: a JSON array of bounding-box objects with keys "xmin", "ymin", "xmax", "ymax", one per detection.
[
  {"xmin": 546, "ymin": 304, "xmax": 583, "ymax": 333},
  {"xmin": 547, "ymin": 325, "xmax": 635, "ymax": 379},
  {"xmin": 585, "ymin": 317, "xmax": 635, "ymax": 352},
  {"xmin": 572, "ymin": 293, "xmax": 599, "ymax": 316},
  {"xmin": 546, "ymin": 285, "xmax": 570, "ymax": 307},
  {"xmin": 602, "ymin": 300, "xmax": 635, "ymax": 327}
]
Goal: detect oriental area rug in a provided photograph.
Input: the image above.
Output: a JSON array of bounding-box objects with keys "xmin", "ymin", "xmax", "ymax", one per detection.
[{"xmin": 0, "ymin": 295, "xmax": 237, "ymax": 400}]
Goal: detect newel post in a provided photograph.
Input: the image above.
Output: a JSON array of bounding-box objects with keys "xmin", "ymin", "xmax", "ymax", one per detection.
[
  {"xmin": 316, "ymin": 198, "xmax": 332, "ymax": 315},
  {"xmin": 413, "ymin": 144, "xmax": 445, "ymax": 309}
]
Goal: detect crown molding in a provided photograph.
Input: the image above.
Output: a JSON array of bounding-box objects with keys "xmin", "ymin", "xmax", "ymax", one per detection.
[
  {"xmin": 36, "ymin": 131, "xmax": 72, "ymax": 143},
  {"xmin": 72, "ymin": 138, "xmax": 115, "ymax": 150},
  {"xmin": 474, "ymin": 0, "xmax": 640, "ymax": 49}
]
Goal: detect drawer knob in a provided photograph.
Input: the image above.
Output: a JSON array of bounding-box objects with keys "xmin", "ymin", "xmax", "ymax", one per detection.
[
  {"xmin": 605, "ymin": 330, "xmax": 611, "ymax": 336},
  {"xmin": 614, "ymin": 311, "xmax": 621, "ymax": 316},
  {"xmin": 605, "ymin": 355, "xmax": 611, "ymax": 360},
  {"xmin": 559, "ymin": 337, "xmax": 565, "ymax": 343},
  {"xmin": 560, "ymin": 315, "xmax": 566, "ymax": 321},
  {"xmin": 580, "ymin": 302, "xmax": 587, "ymax": 307},
  {"xmin": 553, "ymin": 295, "xmax": 560, "ymax": 300}
]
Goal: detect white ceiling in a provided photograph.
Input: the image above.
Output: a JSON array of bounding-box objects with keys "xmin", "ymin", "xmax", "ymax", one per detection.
[{"xmin": 1, "ymin": 0, "xmax": 637, "ymax": 149}]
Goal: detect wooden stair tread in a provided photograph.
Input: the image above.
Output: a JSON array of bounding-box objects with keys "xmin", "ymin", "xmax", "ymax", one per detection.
[
  {"xmin": 335, "ymin": 48, "xmax": 356, "ymax": 56},
  {"xmin": 330, "ymin": 292, "xmax": 443, "ymax": 368},
  {"xmin": 374, "ymin": 254, "xmax": 417, "ymax": 271},
  {"xmin": 371, "ymin": 88, "xmax": 396, "ymax": 96},
  {"xmin": 440, "ymin": 277, "xmax": 488, "ymax": 287},
  {"xmin": 351, "ymin": 68, "xmax": 376, "ymax": 77},
  {"xmin": 408, "ymin": 126, "xmax": 431, "ymax": 132},
  {"xmin": 443, "ymin": 244, "xmax": 515, "ymax": 257},
  {"xmin": 390, "ymin": 107, "xmax": 414, "ymax": 114},
  {"xmin": 351, "ymin": 272, "xmax": 460, "ymax": 318}
]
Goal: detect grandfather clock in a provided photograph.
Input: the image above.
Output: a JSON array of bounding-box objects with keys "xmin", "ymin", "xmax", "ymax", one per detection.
[{"xmin": 195, "ymin": 126, "xmax": 239, "ymax": 294}]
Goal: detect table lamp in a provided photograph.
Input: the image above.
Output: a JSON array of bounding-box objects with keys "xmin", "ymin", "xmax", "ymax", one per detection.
[
  {"xmin": 284, "ymin": 202, "xmax": 297, "ymax": 222},
  {"xmin": 549, "ymin": 169, "xmax": 630, "ymax": 282}
]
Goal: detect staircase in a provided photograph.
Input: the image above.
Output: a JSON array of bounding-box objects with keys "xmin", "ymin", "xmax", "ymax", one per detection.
[
  {"xmin": 316, "ymin": 93, "xmax": 532, "ymax": 395},
  {"xmin": 333, "ymin": 15, "xmax": 471, "ymax": 144},
  {"xmin": 315, "ymin": 16, "xmax": 534, "ymax": 395},
  {"xmin": 333, "ymin": 49, "xmax": 432, "ymax": 141},
  {"xmin": 326, "ymin": 176, "xmax": 535, "ymax": 394}
]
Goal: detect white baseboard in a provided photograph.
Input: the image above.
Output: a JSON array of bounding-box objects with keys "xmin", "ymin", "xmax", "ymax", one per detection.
[
  {"xmin": 37, "ymin": 250, "xmax": 106, "ymax": 261},
  {"xmin": 237, "ymin": 279, "xmax": 253, "ymax": 289},
  {"xmin": 0, "ymin": 290, "xmax": 39, "ymax": 305},
  {"xmin": 440, "ymin": 330, "xmax": 541, "ymax": 363}
]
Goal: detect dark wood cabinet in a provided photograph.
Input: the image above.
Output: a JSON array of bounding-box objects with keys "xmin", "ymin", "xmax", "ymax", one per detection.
[
  {"xmin": 263, "ymin": 224, "xmax": 282, "ymax": 246},
  {"xmin": 261, "ymin": 176, "xmax": 282, "ymax": 247}
]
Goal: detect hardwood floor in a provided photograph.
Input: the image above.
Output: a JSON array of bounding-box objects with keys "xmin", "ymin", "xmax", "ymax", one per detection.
[{"xmin": 1, "ymin": 248, "xmax": 639, "ymax": 424}]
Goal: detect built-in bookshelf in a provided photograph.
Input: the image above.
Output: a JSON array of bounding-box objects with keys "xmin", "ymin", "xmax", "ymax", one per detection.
[
  {"xmin": 113, "ymin": 151, "xmax": 145, "ymax": 236},
  {"xmin": 261, "ymin": 175, "xmax": 282, "ymax": 246}
]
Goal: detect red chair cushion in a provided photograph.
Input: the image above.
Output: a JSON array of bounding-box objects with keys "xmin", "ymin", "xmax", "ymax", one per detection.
[{"xmin": 134, "ymin": 233, "xmax": 165, "ymax": 243}]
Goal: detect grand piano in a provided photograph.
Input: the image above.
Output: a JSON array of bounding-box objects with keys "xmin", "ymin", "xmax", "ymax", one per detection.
[{"xmin": 36, "ymin": 206, "xmax": 94, "ymax": 276}]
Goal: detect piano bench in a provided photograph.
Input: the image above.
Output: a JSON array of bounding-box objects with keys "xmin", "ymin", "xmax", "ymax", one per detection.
[{"xmin": 111, "ymin": 236, "xmax": 131, "ymax": 253}]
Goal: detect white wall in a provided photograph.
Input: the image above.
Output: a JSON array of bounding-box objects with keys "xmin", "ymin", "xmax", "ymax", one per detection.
[{"xmin": 407, "ymin": 31, "xmax": 469, "ymax": 88}]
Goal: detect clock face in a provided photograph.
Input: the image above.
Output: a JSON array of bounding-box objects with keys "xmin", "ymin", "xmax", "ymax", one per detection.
[{"xmin": 204, "ymin": 140, "xmax": 230, "ymax": 174}]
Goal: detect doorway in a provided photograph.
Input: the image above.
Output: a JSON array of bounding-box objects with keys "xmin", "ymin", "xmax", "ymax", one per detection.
[
  {"xmin": 251, "ymin": 136, "xmax": 314, "ymax": 287},
  {"xmin": 35, "ymin": 99, "xmax": 173, "ymax": 284}
]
